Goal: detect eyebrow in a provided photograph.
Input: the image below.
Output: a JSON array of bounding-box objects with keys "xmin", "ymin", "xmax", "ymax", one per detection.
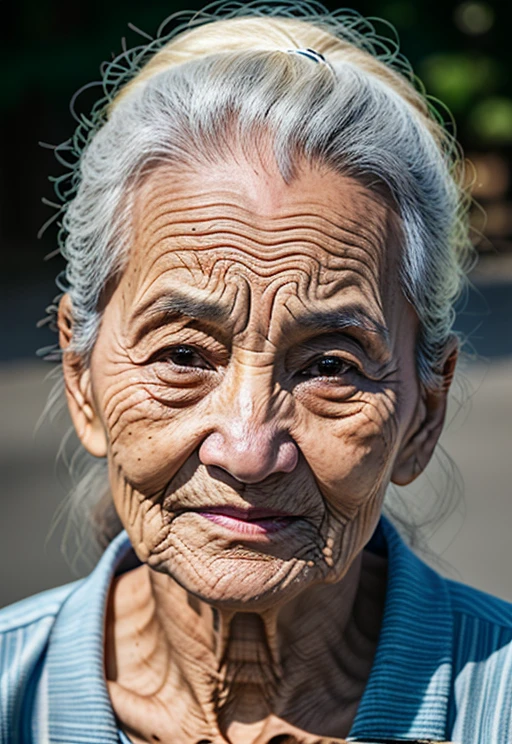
[
  {"xmin": 130, "ymin": 289, "xmax": 231, "ymax": 342},
  {"xmin": 140, "ymin": 291, "xmax": 229, "ymax": 322},
  {"xmin": 131, "ymin": 291, "xmax": 390, "ymax": 357},
  {"xmin": 290, "ymin": 307, "xmax": 391, "ymax": 357}
]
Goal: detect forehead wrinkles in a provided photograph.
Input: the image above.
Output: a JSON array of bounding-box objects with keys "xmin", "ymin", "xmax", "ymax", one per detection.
[
  {"xmin": 123, "ymin": 166, "xmax": 401, "ymax": 329},
  {"xmin": 129, "ymin": 197, "xmax": 390, "ymax": 290}
]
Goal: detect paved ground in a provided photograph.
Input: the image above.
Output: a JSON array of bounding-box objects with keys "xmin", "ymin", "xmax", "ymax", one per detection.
[{"xmin": 0, "ymin": 262, "xmax": 511, "ymax": 608}]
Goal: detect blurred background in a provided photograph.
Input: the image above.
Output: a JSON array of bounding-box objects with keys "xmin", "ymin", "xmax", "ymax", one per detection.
[{"xmin": 1, "ymin": 0, "xmax": 511, "ymax": 608}]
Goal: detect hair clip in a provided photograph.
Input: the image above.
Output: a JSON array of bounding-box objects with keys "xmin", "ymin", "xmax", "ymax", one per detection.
[{"xmin": 286, "ymin": 47, "xmax": 334, "ymax": 72}]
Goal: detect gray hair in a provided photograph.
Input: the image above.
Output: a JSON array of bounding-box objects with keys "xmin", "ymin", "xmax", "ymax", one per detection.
[{"xmin": 43, "ymin": 1, "xmax": 474, "ymax": 567}]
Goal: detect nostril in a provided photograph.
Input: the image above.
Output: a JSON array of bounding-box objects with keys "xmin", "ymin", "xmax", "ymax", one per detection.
[
  {"xmin": 276, "ymin": 440, "xmax": 299, "ymax": 474},
  {"xmin": 204, "ymin": 463, "xmax": 246, "ymax": 490}
]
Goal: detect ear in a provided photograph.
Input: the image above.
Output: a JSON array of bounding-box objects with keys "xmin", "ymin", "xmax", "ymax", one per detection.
[
  {"xmin": 58, "ymin": 294, "xmax": 108, "ymax": 458},
  {"xmin": 391, "ymin": 337, "xmax": 458, "ymax": 486}
]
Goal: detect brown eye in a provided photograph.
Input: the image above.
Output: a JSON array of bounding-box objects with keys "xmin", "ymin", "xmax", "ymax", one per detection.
[
  {"xmin": 304, "ymin": 356, "xmax": 351, "ymax": 378},
  {"xmin": 164, "ymin": 345, "xmax": 210, "ymax": 369}
]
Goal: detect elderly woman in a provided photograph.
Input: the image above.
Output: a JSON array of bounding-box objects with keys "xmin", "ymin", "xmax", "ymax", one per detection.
[{"xmin": 1, "ymin": 2, "xmax": 512, "ymax": 743}]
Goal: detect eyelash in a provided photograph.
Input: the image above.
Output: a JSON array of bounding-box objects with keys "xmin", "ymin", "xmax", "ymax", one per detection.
[
  {"xmin": 153, "ymin": 344, "xmax": 358, "ymax": 383},
  {"xmin": 299, "ymin": 354, "xmax": 357, "ymax": 380},
  {"xmin": 151, "ymin": 344, "xmax": 213, "ymax": 370}
]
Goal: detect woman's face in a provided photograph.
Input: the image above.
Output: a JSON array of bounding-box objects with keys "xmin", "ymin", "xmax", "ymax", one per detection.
[{"xmin": 62, "ymin": 155, "xmax": 450, "ymax": 609}]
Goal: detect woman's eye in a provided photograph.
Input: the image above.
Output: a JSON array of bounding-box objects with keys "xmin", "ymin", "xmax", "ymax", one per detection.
[
  {"xmin": 161, "ymin": 345, "xmax": 210, "ymax": 369},
  {"xmin": 303, "ymin": 356, "xmax": 352, "ymax": 378}
]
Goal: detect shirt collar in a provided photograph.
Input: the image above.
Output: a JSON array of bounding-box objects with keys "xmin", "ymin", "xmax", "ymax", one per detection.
[
  {"xmin": 348, "ymin": 517, "xmax": 454, "ymax": 742},
  {"xmin": 44, "ymin": 517, "xmax": 453, "ymax": 743},
  {"xmin": 45, "ymin": 529, "xmax": 132, "ymax": 743}
]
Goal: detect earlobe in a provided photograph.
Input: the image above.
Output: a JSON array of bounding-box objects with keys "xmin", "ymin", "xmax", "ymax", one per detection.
[
  {"xmin": 58, "ymin": 294, "xmax": 108, "ymax": 458},
  {"xmin": 391, "ymin": 338, "xmax": 458, "ymax": 487}
]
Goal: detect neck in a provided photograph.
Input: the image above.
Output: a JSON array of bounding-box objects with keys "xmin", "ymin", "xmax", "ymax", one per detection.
[{"xmin": 105, "ymin": 551, "xmax": 386, "ymax": 744}]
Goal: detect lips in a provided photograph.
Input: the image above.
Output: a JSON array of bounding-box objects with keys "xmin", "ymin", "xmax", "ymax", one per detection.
[{"xmin": 192, "ymin": 506, "xmax": 297, "ymax": 535}]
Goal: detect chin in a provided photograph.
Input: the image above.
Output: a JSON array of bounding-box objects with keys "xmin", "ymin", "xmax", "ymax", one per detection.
[
  {"xmin": 168, "ymin": 557, "xmax": 318, "ymax": 612},
  {"xmin": 147, "ymin": 540, "xmax": 322, "ymax": 610}
]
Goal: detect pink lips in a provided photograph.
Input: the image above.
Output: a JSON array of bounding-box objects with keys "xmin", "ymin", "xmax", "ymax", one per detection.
[{"xmin": 195, "ymin": 507, "xmax": 295, "ymax": 535}]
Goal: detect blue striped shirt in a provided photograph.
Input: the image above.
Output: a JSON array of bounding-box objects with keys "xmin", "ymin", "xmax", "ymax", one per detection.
[{"xmin": 1, "ymin": 517, "xmax": 511, "ymax": 743}]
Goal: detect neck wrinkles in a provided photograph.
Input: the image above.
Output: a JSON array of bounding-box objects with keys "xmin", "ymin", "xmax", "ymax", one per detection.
[{"xmin": 105, "ymin": 549, "xmax": 387, "ymax": 744}]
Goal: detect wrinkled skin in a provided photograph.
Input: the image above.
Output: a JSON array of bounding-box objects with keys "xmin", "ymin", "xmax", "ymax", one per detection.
[{"xmin": 60, "ymin": 152, "xmax": 456, "ymax": 744}]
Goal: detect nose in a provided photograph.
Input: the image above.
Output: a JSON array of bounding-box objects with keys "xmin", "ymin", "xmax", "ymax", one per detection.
[{"xmin": 198, "ymin": 422, "xmax": 299, "ymax": 485}]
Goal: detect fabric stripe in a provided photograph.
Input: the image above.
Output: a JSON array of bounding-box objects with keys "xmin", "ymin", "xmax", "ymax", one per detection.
[{"xmin": 348, "ymin": 520, "xmax": 453, "ymax": 742}]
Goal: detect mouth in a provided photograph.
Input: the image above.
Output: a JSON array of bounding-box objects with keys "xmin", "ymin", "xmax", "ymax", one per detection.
[{"xmin": 192, "ymin": 506, "xmax": 298, "ymax": 535}]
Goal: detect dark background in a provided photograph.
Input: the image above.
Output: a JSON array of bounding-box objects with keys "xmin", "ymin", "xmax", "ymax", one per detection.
[{"xmin": 1, "ymin": 0, "xmax": 511, "ymax": 607}]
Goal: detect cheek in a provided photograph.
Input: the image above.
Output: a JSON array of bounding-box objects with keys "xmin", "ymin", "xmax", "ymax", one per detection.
[
  {"xmin": 296, "ymin": 389, "xmax": 400, "ymax": 512},
  {"xmin": 93, "ymin": 359, "xmax": 211, "ymax": 495},
  {"xmin": 296, "ymin": 393, "xmax": 401, "ymax": 578}
]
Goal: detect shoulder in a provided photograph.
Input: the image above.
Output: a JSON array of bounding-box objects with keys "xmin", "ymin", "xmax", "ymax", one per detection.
[
  {"xmin": 0, "ymin": 582, "xmax": 81, "ymax": 739},
  {"xmin": 447, "ymin": 577, "xmax": 512, "ymax": 630},
  {"xmin": 445, "ymin": 579, "xmax": 512, "ymax": 742},
  {"xmin": 446, "ymin": 578, "xmax": 512, "ymax": 687},
  {"xmin": 0, "ymin": 581, "xmax": 82, "ymax": 672},
  {"xmin": 0, "ymin": 581, "xmax": 80, "ymax": 634},
  {"xmin": 0, "ymin": 533, "xmax": 132, "ymax": 741}
]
